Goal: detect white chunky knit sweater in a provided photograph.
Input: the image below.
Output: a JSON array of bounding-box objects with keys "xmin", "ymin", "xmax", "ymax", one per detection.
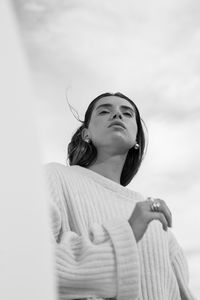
[{"xmin": 44, "ymin": 162, "xmax": 195, "ymax": 300}]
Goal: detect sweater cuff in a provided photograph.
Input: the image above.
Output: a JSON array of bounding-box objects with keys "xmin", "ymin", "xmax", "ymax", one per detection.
[
  {"xmin": 103, "ymin": 218, "xmax": 140, "ymax": 300},
  {"xmin": 172, "ymin": 250, "xmax": 196, "ymax": 300}
]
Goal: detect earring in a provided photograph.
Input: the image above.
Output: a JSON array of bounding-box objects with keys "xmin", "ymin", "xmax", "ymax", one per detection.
[
  {"xmin": 84, "ymin": 137, "xmax": 90, "ymax": 143},
  {"xmin": 134, "ymin": 142, "xmax": 139, "ymax": 150}
]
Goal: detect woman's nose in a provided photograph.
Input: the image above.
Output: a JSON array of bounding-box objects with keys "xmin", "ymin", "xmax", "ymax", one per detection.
[{"xmin": 112, "ymin": 111, "xmax": 122, "ymax": 119}]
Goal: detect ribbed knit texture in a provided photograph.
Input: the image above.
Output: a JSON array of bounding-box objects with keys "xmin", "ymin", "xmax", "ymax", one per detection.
[{"xmin": 44, "ymin": 162, "xmax": 195, "ymax": 300}]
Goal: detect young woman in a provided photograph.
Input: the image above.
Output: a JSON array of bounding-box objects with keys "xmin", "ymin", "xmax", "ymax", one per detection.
[{"xmin": 45, "ymin": 92, "xmax": 195, "ymax": 300}]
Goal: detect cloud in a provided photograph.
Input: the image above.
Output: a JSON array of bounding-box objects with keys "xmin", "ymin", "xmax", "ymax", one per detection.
[{"xmin": 13, "ymin": 0, "xmax": 200, "ymax": 120}]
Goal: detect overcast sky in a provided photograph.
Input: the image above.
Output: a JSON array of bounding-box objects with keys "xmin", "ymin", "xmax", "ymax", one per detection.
[{"xmin": 13, "ymin": 0, "xmax": 200, "ymax": 295}]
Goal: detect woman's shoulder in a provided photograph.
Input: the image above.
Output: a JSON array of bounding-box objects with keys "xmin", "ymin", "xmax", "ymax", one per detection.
[
  {"xmin": 127, "ymin": 189, "xmax": 146, "ymax": 203},
  {"xmin": 43, "ymin": 162, "xmax": 84, "ymax": 179},
  {"xmin": 44, "ymin": 162, "xmax": 68, "ymax": 174},
  {"xmin": 44, "ymin": 162, "xmax": 66, "ymax": 170}
]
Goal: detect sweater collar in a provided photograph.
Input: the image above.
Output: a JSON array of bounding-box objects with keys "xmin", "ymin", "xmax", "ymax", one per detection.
[{"xmin": 70, "ymin": 165, "xmax": 142, "ymax": 201}]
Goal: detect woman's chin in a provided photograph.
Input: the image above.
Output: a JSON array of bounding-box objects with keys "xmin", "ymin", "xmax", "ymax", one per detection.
[
  {"xmin": 108, "ymin": 139, "xmax": 133, "ymax": 154},
  {"xmin": 111, "ymin": 135, "xmax": 133, "ymax": 146}
]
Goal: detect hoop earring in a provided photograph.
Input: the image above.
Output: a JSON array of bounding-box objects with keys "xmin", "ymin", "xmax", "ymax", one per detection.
[{"xmin": 134, "ymin": 142, "xmax": 139, "ymax": 150}]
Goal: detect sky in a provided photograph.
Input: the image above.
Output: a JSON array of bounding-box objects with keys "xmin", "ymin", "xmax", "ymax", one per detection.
[{"xmin": 13, "ymin": 0, "xmax": 200, "ymax": 296}]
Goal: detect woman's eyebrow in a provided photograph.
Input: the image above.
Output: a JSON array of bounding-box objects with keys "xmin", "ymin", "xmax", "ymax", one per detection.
[
  {"xmin": 96, "ymin": 103, "xmax": 134, "ymax": 113},
  {"xmin": 95, "ymin": 103, "xmax": 112, "ymax": 110},
  {"xmin": 121, "ymin": 105, "xmax": 135, "ymax": 113}
]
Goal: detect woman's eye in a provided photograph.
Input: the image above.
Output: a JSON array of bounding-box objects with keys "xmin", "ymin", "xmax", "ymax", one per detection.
[
  {"xmin": 123, "ymin": 112, "xmax": 133, "ymax": 117},
  {"xmin": 99, "ymin": 111, "xmax": 109, "ymax": 115}
]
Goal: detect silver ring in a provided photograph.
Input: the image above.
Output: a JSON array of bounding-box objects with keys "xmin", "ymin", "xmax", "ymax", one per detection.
[
  {"xmin": 151, "ymin": 200, "xmax": 161, "ymax": 212},
  {"xmin": 147, "ymin": 197, "xmax": 161, "ymax": 212}
]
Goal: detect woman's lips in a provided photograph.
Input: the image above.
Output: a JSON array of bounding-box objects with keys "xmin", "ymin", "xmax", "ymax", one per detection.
[{"xmin": 108, "ymin": 121, "xmax": 126, "ymax": 129}]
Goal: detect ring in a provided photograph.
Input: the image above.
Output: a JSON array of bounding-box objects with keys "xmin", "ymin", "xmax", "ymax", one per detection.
[
  {"xmin": 147, "ymin": 197, "xmax": 161, "ymax": 212},
  {"xmin": 151, "ymin": 200, "xmax": 161, "ymax": 212}
]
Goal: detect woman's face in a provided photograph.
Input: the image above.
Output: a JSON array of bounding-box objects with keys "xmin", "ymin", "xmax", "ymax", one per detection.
[{"xmin": 84, "ymin": 96, "xmax": 138, "ymax": 154}]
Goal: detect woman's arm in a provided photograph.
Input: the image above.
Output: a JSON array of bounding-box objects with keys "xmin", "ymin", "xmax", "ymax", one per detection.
[
  {"xmin": 45, "ymin": 164, "xmax": 140, "ymax": 300},
  {"xmin": 168, "ymin": 231, "xmax": 196, "ymax": 300}
]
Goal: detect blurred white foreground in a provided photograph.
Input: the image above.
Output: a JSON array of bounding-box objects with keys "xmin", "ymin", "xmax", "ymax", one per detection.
[{"xmin": 0, "ymin": 2, "xmax": 55, "ymax": 299}]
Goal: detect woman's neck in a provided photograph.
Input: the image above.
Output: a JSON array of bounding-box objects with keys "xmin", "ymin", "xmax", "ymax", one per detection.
[{"xmin": 88, "ymin": 152, "xmax": 127, "ymax": 184}]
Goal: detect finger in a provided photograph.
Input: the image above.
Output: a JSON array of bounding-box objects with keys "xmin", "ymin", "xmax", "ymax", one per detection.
[
  {"xmin": 155, "ymin": 199, "xmax": 172, "ymax": 227},
  {"xmin": 148, "ymin": 211, "xmax": 168, "ymax": 231},
  {"xmin": 148, "ymin": 198, "xmax": 172, "ymax": 227},
  {"xmin": 156, "ymin": 198, "xmax": 172, "ymax": 216}
]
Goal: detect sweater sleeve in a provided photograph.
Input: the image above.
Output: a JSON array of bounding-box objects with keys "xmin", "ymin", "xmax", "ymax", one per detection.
[
  {"xmin": 44, "ymin": 164, "xmax": 140, "ymax": 300},
  {"xmin": 169, "ymin": 231, "xmax": 196, "ymax": 300}
]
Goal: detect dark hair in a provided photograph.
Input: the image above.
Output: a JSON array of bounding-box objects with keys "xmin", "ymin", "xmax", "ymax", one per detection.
[{"xmin": 67, "ymin": 92, "xmax": 147, "ymax": 186}]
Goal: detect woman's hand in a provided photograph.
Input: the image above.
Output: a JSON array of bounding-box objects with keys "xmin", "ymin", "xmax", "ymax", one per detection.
[{"xmin": 128, "ymin": 198, "xmax": 172, "ymax": 242}]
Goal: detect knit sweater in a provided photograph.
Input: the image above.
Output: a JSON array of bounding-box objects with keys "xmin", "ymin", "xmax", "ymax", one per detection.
[{"xmin": 44, "ymin": 162, "xmax": 195, "ymax": 300}]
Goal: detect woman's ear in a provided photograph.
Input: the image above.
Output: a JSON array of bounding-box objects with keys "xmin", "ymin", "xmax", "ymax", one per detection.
[{"xmin": 81, "ymin": 127, "xmax": 90, "ymax": 141}]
